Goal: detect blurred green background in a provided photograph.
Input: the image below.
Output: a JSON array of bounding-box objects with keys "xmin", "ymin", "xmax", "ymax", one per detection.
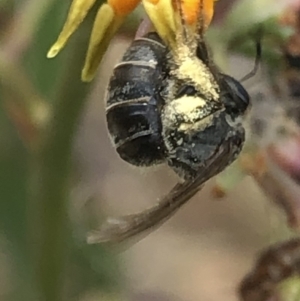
[
  {"xmin": 0, "ymin": 1, "xmax": 122, "ymax": 300},
  {"xmin": 0, "ymin": 0, "xmax": 298, "ymax": 301}
]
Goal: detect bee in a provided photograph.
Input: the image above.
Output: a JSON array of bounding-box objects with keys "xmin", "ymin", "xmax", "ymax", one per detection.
[
  {"xmin": 239, "ymin": 238, "xmax": 300, "ymax": 301},
  {"xmin": 105, "ymin": 31, "xmax": 168, "ymax": 167},
  {"xmin": 88, "ymin": 0, "xmax": 252, "ymax": 244}
]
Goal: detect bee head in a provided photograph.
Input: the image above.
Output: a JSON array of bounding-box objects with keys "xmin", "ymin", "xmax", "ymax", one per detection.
[{"xmin": 220, "ymin": 74, "xmax": 251, "ymax": 119}]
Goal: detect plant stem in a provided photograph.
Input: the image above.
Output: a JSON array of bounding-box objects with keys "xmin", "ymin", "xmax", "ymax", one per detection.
[
  {"xmin": 29, "ymin": 9, "xmax": 94, "ymax": 301},
  {"xmin": 0, "ymin": 52, "xmax": 49, "ymax": 148}
]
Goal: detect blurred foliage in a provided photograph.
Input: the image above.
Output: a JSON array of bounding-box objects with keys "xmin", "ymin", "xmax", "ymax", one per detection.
[
  {"xmin": 0, "ymin": 1, "xmax": 122, "ymax": 301},
  {"xmin": 208, "ymin": 0, "xmax": 293, "ymax": 76},
  {"xmin": 22, "ymin": 0, "xmax": 69, "ymax": 100},
  {"xmin": 0, "ymin": 0, "xmax": 297, "ymax": 301}
]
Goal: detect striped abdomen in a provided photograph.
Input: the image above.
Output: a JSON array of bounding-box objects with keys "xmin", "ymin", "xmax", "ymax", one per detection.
[{"xmin": 106, "ymin": 32, "xmax": 168, "ymax": 166}]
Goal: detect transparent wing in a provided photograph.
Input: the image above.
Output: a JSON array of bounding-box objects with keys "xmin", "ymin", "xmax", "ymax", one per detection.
[{"xmin": 87, "ymin": 141, "xmax": 234, "ymax": 244}]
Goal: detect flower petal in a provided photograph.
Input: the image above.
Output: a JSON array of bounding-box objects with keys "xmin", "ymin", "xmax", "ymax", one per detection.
[
  {"xmin": 81, "ymin": 4, "xmax": 124, "ymax": 82},
  {"xmin": 108, "ymin": 0, "xmax": 141, "ymax": 16},
  {"xmin": 47, "ymin": 0, "xmax": 97, "ymax": 58},
  {"xmin": 180, "ymin": 0, "xmax": 216, "ymax": 27},
  {"xmin": 142, "ymin": 0, "xmax": 216, "ymax": 47},
  {"xmin": 142, "ymin": 0, "xmax": 176, "ymax": 47}
]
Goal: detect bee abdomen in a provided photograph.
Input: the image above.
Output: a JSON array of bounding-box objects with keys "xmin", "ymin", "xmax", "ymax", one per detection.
[
  {"xmin": 121, "ymin": 33, "xmax": 167, "ymax": 63},
  {"xmin": 107, "ymin": 62, "xmax": 161, "ymax": 105},
  {"xmin": 106, "ymin": 32, "xmax": 168, "ymax": 166}
]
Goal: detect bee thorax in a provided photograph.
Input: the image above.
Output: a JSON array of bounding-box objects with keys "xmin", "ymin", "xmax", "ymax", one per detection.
[
  {"xmin": 162, "ymin": 96, "xmax": 220, "ymax": 130},
  {"xmin": 171, "ymin": 46, "xmax": 219, "ymax": 100},
  {"xmin": 162, "ymin": 111, "xmax": 245, "ymax": 179}
]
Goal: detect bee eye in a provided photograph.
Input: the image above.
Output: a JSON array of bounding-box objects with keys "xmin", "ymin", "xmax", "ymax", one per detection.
[
  {"xmin": 222, "ymin": 74, "xmax": 250, "ymax": 116},
  {"xmin": 176, "ymin": 85, "xmax": 197, "ymax": 98},
  {"xmin": 223, "ymin": 75, "xmax": 250, "ymax": 106}
]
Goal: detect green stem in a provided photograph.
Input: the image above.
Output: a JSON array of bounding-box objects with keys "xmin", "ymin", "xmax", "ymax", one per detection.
[
  {"xmin": 0, "ymin": 53, "xmax": 49, "ymax": 148},
  {"xmin": 30, "ymin": 11, "xmax": 94, "ymax": 301}
]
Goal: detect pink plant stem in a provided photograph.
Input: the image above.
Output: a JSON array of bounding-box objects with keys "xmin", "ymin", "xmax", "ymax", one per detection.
[{"xmin": 135, "ymin": 15, "xmax": 153, "ymax": 38}]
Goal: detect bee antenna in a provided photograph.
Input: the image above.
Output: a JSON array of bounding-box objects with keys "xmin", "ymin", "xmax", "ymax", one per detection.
[{"xmin": 240, "ymin": 28, "xmax": 263, "ymax": 83}]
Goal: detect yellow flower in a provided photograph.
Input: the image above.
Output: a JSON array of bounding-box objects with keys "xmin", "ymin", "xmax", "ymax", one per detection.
[{"xmin": 47, "ymin": 0, "xmax": 217, "ymax": 82}]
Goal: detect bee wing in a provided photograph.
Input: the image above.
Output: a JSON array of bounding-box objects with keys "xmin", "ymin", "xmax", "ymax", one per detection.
[{"xmin": 87, "ymin": 140, "xmax": 233, "ymax": 245}]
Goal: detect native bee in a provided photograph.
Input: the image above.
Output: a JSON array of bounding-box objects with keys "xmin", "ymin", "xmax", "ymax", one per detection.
[{"xmin": 88, "ymin": 0, "xmax": 252, "ymax": 244}]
